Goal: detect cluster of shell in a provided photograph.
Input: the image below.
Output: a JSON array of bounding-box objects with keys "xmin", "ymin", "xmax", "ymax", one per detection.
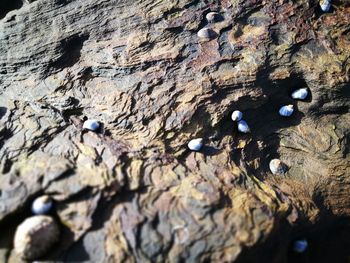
[
  {"xmin": 197, "ymin": 12, "xmax": 221, "ymax": 40},
  {"xmin": 188, "ymin": 88, "xmax": 310, "ymax": 179},
  {"xmin": 273, "ymin": 88, "xmax": 309, "ymax": 173},
  {"xmin": 14, "ymin": 195, "xmax": 59, "ymax": 260},
  {"xmin": 279, "ymin": 88, "xmax": 308, "ymax": 117}
]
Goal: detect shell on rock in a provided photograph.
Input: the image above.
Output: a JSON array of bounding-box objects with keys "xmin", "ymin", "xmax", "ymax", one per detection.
[
  {"xmin": 320, "ymin": 0, "xmax": 331, "ymax": 12},
  {"xmin": 83, "ymin": 119, "xmax": 100, "ymax": 131},
  {"xmin": 197, "ymin": 28, "xmax": 216, "ymax": 39},
  {"xmin": 206, "ymin": 12, "xmax": 220, "ymax": 23},
  {"xmin": 188, "ymin": 138, "xmax": 203, "ymax": 151},
  {"xmin": 231, "ymin": 110, "xmax": 243, "ymax": 122},
  {"xmin": 31, "ymin": 195, "xmax": 53, "ymax": 215},
  {"xmin": 293, "ymin": 239, "xmax": 308, "ymax": 253},
  {"xmin": 237, "ymin": 120, "xmax": 250, "ymax": 133},
  {"xmin": 291, "ymin": 88, "xmax": 308, "ymax": 100},
  {"xmin": 279, "ymin": 105, "xmax": 294, "ymax": 117},
  {"xmin": 14, "ymin": 215, "xmax": 60, "ymax": 260},
  {"xmin": 269, "ymin": 159, "xmax": 288, "ymax": 175}
]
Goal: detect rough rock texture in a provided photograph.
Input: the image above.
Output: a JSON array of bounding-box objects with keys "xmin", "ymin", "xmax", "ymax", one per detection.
[{"xmin": 0, "ymin": 0, "xmax": 349, "ymax": 262}]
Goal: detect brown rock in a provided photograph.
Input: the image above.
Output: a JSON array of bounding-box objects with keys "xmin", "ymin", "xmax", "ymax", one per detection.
[{"xmin": 0, "ymin": 0, "xmax": 349, "ymax": 262}]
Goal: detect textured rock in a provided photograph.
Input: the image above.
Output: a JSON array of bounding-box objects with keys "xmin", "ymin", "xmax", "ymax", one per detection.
[{"xmin": 0, "ymin": 0, "xmax": 349, "ymax": 262}]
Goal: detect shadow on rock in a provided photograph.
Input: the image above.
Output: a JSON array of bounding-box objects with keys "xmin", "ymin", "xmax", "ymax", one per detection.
[{"xmin": 230, "ymin": 72, "xmax": 308, "ymax": 180}]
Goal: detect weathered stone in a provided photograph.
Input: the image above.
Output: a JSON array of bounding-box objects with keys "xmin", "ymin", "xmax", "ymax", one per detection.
[{"xmin": 0, "ymin": 0, "xmax": 349, "ymax": 262}]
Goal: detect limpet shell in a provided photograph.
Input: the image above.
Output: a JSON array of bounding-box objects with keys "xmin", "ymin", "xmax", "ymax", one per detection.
[
  {"xmin": 237, "ymin": 120, "xmax": 250, "ymax": 133},
  {"xmin": 231, "ymin": 110, "xmax": 243, "ymax": 122},
  {"xmin": 14, "ymin": 215, "xmax": 60, "ymax": 260},
  {"xmin": 83, "ymin": 119, "xmax": 100, "ymax": 131},
  {"xmin": 197, "ymin": 28, "xmax": 216, "ymax": 39},
  {"xmin": 188, "ymin": 138, "xmax": 203, "ymax": 151},
  {"xmin": 269, "ymin": 159, "xmax": 288, "ymax": 175},
  {"xmin": 293, "ymin": 239, "xmax": 308, "ymax": 253},
  {"xmin": 320, "ymin": 0, "xmax": 331, "ymax": 12},
  {"xmin": 291, "ymin": 88, "xmax": 308, "ymax": 100},
  {"xmin": 279, "ymin": 105, "xmax": 294, "ymax": 117},
  {"xmin": 206, "ymin": 12, "xmax": 220, "ymax": 23},
  {"xmin": 31, "ymin": 195, "xmax": 53, "ymax": 215}
]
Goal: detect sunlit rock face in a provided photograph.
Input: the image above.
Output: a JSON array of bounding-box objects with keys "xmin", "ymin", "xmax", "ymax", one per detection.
[{"xmin": 0, "ymin": 0, "xmax": 349, "ymax": 262}]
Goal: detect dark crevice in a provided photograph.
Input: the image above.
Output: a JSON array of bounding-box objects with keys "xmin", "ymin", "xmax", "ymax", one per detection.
[
  {"xmin": 49, "ymin": 33, "xmax": 90, "ymax": 72},
  {"xmin": 0, "ymin": 0, "xmax": 23, "ymax": 20}
]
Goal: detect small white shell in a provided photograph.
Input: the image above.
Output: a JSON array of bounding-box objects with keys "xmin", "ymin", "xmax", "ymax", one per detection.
[
  {"xmin": 237, "ymin": 120, "xmax": 250, "ymax": 133},
  {"xmin": 293, "ymin": 239, "xmax": 308, "ymax": 253},
  {"xmin": 269, "ymin": 159, "xmax": 288, "ymax": 175},
  {"xmin": 206, "ymin": 12, "xmax": 220, "ymax": 23},
  {"xmin": 32, "ymin": 195, "xmax": 53, "ymax": 215},
  {"xmin": 197, "ymin": 28, "xmax": 216, "ymax": 39},
  {"xmin": 231, "ymin": 110, "xmax": 243, "ymax": 122},
  {"xmin": 188, "ymin": 138, "xmax": 203, "ymax": 151},
  {"xmin": 14, "ymin": 216, "xmax": 60, "ymax": 260},
  {"xmin": 279, "ymin": 105, "xmax": 294, "ymax": 117},
  {"xmin": 320, "ymin": 0, "xmax": 331, "ymax": 12},
  {"xmin": 83, "ymin": 119, "xmax": 100, "ymax": 131},
  {"xmin": 291, "ymin": 88, "xmax": 308, "ymax": 100}
]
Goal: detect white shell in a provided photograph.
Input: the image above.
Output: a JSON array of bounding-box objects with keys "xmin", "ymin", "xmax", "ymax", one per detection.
[
  {"xmin": 83, "ymin": 119, "xmax": 100, "ymax": 131},
  {"xmin": 32, "ymin": 195, "xmax": 53, "ymax": 215},
  {"xmin": 293, "ymin": 239, "xmax": 308, "ymax": 253},
  {"xmin": 231, "ymin": 110, "xmax": 243, "ymax": 122},
  {"xmin": 291, "ymin": 88, "xmax": 308, "ymax": 100},
  {"xmin": 279, "ymin": 105, "xmax": 294, "ymax": 117},
  {"xmin": 269, "ymin": 159, "xmax": 288, "ymax": 175},
  {"xmin": 188, "ymin": 138, "xmax": 203, "ymax": 151},
  {"xmin": 237, "ymin": 120, "xmax": 250, "ymax": 133},
  {"xmin": 14, "ymin": 216, "xmax": 60, "ymax": 260},
  {"xmin": 320, "ymin": 0, "xmax": 331, "ymax": 12},
  {"xmin": 197, "ymin": 28, "xmax": 216, "ymax": 39},
  {"xmin": 206, "ymin": 12, "xmax": 220, "ymax": 23}
]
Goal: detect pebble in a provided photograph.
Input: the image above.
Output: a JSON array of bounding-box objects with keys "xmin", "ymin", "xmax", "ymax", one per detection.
[
  {"xmin": 188, "ymin": 138, "xmax": 203, "ymax": 151},
  {"xmin": 320, "ymin": 0, "xmax": 331, "ymax": 12},
  {"xmin": 279, "ymin": 105, "xmax": 294, "ymax": 117},
  {"xmin": 269, "ymin": 159, "xmax": 288, "ymax": 175},
  {"xmin": 206, "ymin": 12, "xmax": 220, "ymax": 23},
  {"xmin": 197, "ymin": 28, "xmax": 216, "ymax": 39},
  {"xmin": 31, "ymin": 195, "xmax": 53, "ymax": 215},
  {"xmin": 237, "ymin": 120, "xmax": 250, "ymax": 133},
  {"xmin": 231, "ymin": 110, "xmax": 243, "ymax": 122},
  {"xmin": 14, "ymin": 215, "xmax": 60, "ymax": 260},
  {"xmin": 293, "ymin": 239, "xmax": 308, "ymax": 253},
  {"xmin": 83, "ymin": 119, "xmax": 100, "ymax": 131},
  {"xmin": 291, "ymin": 88, "xmax": 308, "ymax": 100}
]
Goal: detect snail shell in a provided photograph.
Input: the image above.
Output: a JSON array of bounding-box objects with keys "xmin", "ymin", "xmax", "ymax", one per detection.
[
  {"xmin": 291, "ymin": 88, "xmax": 308, "ymax": 100},
  {"xmin": 197, "ymin": 28, "xmax": 217, "ymax": 39},
  {"xmin": 188, "ymin": 138, "xmax": 203, "ymax": 151},
  {"xmin": 293, "ymin": 239, "xmax": 308, "ymax": 253},
  {"xmin": 83, "ymin": 119, "xmax": 100, "ymax": 131},
  {"xmin": 206, "ymin": 12, "xmax": 220, "ymax": 23},
  {"xmin": 237, "ymin": 120, "xmax": 250, "ymax": 133},
  {"xmin": 269, "ymin": 159, "xmax": 288, "ymax": 175},
  {"xmin": 231, "ymin": 110, "xmax": 243, "ymax": 122},
  {"xmin": 279, "ymin": 105, "xmax": 294, "ymax": 117},
  {"xmin": 14, "ymin": 215, "xmax": 60, "ymax": 260},
  {"xmin": 320, "ymin": 0, "xmax": 331, "ymax": 12},
  {"xmin": 31, "ymin": 195, "xmax": 53, "ymax": 215}
]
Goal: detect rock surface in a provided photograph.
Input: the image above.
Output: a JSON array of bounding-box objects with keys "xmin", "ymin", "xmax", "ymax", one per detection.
[{"xmin": 0, "ymin": 0, "xmax": 349, "ymax": 262}]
